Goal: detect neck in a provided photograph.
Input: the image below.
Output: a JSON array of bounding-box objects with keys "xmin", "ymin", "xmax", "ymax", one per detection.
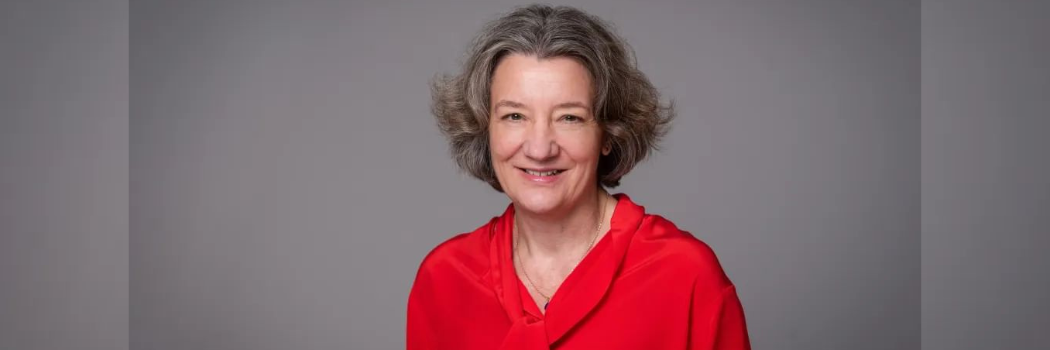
[{"xmin": 514, "ymin": 188, "xmax": 610, "ymax": 259}]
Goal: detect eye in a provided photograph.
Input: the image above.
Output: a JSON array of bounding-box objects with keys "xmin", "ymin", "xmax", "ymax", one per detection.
[
  {"xmin": 502, "ymin": 113, "xmax": 524, "ymax": 121},
  {"xmin": 561, "ymin": 115, "xmax": 584, "ymax": 123}
]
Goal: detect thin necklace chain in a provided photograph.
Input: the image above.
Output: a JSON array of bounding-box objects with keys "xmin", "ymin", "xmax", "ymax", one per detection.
[{"xmin": 514, "ymin": 193, "xmax": 606, "ymax": 306}]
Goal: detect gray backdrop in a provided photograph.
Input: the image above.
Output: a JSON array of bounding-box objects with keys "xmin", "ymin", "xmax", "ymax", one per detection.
[
  {"xmin": 922, "ymin": 0, "xmax": 1050, "ymax": 348},
  {"xmin": 131, "ymin": 1, "xmax": 917, "ymax": 349},
  {"xmin": 4, "ymin": 0, "xmax": 1048, "ymax": 350},
  {"xmin": 1, "ymin": 1, "xmax": 128, "ymax": 350}
]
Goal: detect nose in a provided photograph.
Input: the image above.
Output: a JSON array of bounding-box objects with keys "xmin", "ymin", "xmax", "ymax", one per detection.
[{"xmin": 523, "ymin": 120, "xmax": 559, "ymax": 161}]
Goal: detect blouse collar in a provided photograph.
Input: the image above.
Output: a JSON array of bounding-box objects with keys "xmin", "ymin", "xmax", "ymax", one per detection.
[{"xmin": 487, "ymin": 193, "xmax": 647, "ymax": 346}]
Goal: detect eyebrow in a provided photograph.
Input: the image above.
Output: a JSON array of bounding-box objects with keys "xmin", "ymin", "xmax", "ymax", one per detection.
[{"xmin": 492, "ymin": 99, "xmax": 591, "ymax": 113}]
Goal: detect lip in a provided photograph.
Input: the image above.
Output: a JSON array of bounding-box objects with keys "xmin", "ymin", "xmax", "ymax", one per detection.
[{"xmin": 517, "ymin": 167, "xmax": 566, "ymax": 184}]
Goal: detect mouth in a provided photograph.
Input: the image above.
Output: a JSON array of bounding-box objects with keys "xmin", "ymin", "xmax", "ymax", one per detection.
[{"xmin": 518, "ymin": 167, "xmax": 566, "ymax": 176}]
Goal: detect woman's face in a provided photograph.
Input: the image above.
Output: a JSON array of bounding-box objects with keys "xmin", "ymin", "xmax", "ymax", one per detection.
[{"xmin": 489, "ymin": 53, "xmax": 605, "ymax": 216}]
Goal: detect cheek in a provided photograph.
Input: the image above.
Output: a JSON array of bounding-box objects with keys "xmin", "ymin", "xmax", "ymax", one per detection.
[
  {"xmin": 562, "ymin": 134, "xmax": 603, "ymax": 164},
  {"xmin": 488, "ymin": 127, "xmax": 516, "ymax": 162}
]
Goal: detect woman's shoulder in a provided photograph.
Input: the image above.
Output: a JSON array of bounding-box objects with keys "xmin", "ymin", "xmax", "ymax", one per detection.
[
  {"xmin": 412, "ymin": 216, "xmax": 499, "ymax": 281},
  {"xmin": 626, "ymin": 213, "xmax": 734, "ymax": 289}
]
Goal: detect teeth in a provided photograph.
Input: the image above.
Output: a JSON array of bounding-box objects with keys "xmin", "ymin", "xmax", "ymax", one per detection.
[{"xmin": 525, "ymin": 169, "xmax": 560, "ymax": 176}]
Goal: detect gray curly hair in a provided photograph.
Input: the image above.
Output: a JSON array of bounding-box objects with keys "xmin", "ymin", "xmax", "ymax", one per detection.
[{"xmin": 431, "ymin": 4, "xmax": 674, "ymax": 192}]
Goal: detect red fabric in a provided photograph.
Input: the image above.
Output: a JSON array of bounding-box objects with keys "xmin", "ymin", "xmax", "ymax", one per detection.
[{"xmin": 407, "ymin": 193, "xmax": 751, "ymax": 349}]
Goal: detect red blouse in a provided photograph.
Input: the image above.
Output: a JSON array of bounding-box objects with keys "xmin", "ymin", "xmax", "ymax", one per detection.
[{"xmin": 407, "ymin": 193, "xmax": 750, "ymax": 349}]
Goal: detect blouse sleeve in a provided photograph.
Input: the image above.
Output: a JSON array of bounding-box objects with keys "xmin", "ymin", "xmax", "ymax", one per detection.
[
  {"xmin": 689, "ymin": 283, "xmax": 751, "ymax": 350},
  {"xmin": 406, "ymin": 264, "xmax": 436, "ymax": 350}
]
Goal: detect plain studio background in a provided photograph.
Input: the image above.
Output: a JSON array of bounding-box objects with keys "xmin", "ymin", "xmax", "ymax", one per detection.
[{"xmin": 130, "ymin": 1, "xmax": 917, "ymax": 349}]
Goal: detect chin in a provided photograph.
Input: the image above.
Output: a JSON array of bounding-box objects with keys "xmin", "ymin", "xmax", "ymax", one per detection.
[{"xmin": 510, "ymin": 188, "xmax": 567, "ymax": 215}]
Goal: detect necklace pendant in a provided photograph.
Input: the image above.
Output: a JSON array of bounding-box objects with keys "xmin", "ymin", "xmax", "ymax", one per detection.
[{"xmin": 543, "ymin": 301, "xmax": 549, "ymax": 310}]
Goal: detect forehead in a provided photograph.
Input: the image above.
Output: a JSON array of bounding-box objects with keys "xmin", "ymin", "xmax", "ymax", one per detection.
[{"xmin": 489, "ymin": 54, "xmax": 593, "ymax": 108}]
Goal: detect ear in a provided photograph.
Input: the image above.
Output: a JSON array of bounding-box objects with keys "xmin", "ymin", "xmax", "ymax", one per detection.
[{"xmin": 601, "ymin": 142, "xmax": 612, "ymax": 156}]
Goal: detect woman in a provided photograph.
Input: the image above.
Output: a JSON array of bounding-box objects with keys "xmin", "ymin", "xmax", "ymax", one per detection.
[{"xmin": 409, "ymin": 5, "xmax": 750, "ymax": 349}]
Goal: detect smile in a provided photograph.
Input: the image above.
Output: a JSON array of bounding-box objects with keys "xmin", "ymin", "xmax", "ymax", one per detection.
[
  {"xmin": 521, "ymin": 168, "xmax": 564, "ymax": 176},
  {"xmin": 517, "ymin": 167, "xmax": 567, "ymax": 183}
]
